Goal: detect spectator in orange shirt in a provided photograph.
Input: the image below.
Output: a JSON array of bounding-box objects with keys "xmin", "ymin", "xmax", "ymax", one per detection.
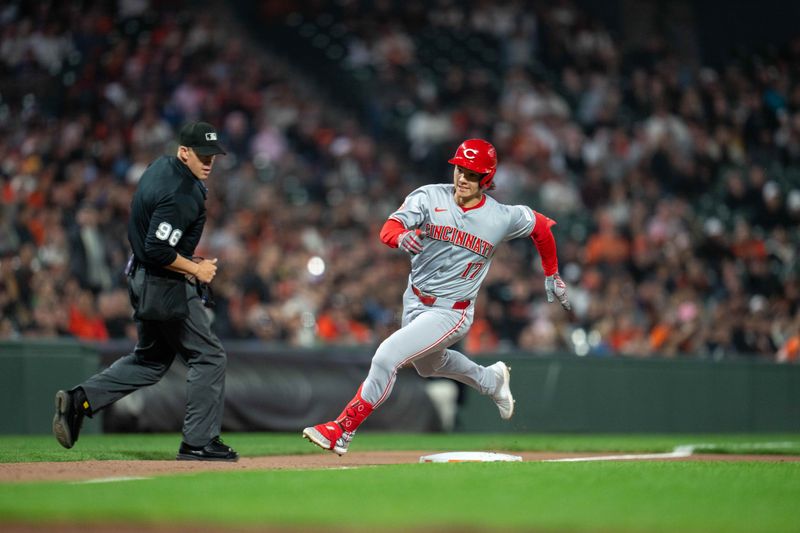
[
  {"xmin": 67, "ymin": 290, "xmax": 109, "ymax": 341},
  {"xmin": 609, "ymin": 312, "xmax": 646, "ymax": 354},
  {"xmin": 777, "ymin": 317, "xmax": 800, "ymax": 363},
  {"xmin": 777, "ymin": 335, "xmax": 799, "ymax": 363},
  {"xmin": 316, "ymin": 304, "xmax": 372, "ymax": 345},
  {"xmin": 584, "ymin": 209, "xmax": 630, "ymax": 266},
  {"xmin": 730, "ymin": 218, "xmax": 767, "ymax": 260},
  {"xmin": 464, "ymin": 308, "xmax": 499, "ymax": 354}
]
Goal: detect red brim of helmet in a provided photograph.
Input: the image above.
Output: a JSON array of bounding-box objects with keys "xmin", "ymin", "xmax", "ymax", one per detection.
[{"xmin": 448, "ymin": 157, "xmax": 493, "ymax": 174}]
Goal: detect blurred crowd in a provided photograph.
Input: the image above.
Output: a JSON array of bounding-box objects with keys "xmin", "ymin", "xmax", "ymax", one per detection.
[{"xmin": 1, "ymin": 0, "xmax": 799, "ymax": 362}]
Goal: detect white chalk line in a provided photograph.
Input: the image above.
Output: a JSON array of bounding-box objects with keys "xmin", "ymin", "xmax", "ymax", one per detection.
[
  {"xmin": 543, "ymin": 447, "xmax": 694, "ymax": 463},
  {"xmin": 685, "ymin": 441, "xmax": 798, "ymax": 451},
  {"xmin": 542, "ymin": 442, "xmax": 799, "ymax": 463},
  {"xmin": 71, "ymin": 476, "xmax": 152, "ymax": 484}
]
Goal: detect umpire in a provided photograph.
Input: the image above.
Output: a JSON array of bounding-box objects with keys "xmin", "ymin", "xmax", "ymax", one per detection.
[{"xmin": 53, "ymin": 121, "xmax": 238, "ymax": 461}]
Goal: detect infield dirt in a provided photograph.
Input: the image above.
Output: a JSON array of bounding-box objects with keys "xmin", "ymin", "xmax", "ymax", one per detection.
[{"xmin": 2, "ymin": 451, "xmax": 799, "ymax": 483}]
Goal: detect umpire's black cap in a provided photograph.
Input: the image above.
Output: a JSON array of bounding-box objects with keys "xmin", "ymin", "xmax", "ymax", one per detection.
[{"xmin": 178, "ymin": 121, "xmax": 227, "ymax": 156}]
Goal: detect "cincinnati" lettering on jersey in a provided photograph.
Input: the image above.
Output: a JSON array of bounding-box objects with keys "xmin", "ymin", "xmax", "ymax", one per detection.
[{"xmin": 424, "ymin": 223, "xmax": 494, "ymax": 258}]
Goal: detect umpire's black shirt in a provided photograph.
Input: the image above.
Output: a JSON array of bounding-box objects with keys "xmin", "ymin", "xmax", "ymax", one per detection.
[{"xmin": 128, "ymin": 155, "xmax": 207, "ymax": 279}]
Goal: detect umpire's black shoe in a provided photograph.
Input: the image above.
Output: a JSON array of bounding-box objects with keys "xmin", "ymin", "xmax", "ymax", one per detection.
[
  {"xmin": 176, "ymin": 437, "xmax": 239, "ymax": 462},
  {"xmin": 53, "ymin": 389, "xmax": 86, "ymax": 449}
]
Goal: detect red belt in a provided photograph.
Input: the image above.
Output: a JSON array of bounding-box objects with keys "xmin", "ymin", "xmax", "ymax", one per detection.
[{"xmin": 412, "ymin": 285, "xmax": 471, "ymax": 310}]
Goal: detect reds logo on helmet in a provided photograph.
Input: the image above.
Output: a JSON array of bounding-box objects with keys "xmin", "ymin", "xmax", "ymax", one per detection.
[{"xmin": 448, "ymin": 139, "xmax": 497, "ymax": 188}]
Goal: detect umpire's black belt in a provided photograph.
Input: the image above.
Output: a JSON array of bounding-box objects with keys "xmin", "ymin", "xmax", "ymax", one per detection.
[{"xmin": 126, "ymin": 256, "xmax": 185, "ymax": 281}]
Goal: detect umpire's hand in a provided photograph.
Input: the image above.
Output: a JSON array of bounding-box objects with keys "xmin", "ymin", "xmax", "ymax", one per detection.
[{"xmin": 194, "ymin": 258, "xmax": 218, "ymax": 284}]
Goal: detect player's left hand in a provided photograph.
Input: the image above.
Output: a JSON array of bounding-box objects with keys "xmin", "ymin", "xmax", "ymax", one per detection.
[{"xmin": 545, "ymin": 273, "xmax": 571, "ymax": 311}]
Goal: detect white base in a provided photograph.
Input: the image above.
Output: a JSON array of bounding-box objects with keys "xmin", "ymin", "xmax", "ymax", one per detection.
[{"xmin": 419, "ymin": 451, "xmax": 523, "ymax": 463}]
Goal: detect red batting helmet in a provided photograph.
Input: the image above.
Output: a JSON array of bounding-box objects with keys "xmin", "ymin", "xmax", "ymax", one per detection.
[{"xmin": 448, "ymin": 138, "xmax": 497, "ymax": 188}]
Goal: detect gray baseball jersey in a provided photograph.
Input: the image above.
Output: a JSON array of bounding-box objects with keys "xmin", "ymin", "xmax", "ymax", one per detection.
[
  {"xmin": 360, "ymin": 184, "xmax": 537, "ymax": 409},
  {"xmin": 390, "ymin": 184, "xmax": 536, "ymax": 300}
]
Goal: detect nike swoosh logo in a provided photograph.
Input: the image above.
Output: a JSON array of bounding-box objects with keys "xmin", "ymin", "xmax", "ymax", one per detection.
[{"xmin": 435, "ymin": 207, "xmax": 447, "ymax": 212}]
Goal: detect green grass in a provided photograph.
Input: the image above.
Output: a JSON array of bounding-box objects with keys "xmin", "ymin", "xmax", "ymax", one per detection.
[
  {"xmin": 2, "ymin": 433, "xmax": 800, "ymax": 532},
  {"xmin": 3, "ymin": 432, "xmax": 800, "ymax": 462}
]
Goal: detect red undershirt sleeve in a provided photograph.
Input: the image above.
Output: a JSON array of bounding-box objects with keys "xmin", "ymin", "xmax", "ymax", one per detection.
[
  {"xmin": 530, "ymin": 211, "xmax": 559, "ymax": 276},
  {"xmin": 380, "ymin": 218, "xmax": 407, "ymax": 248}
]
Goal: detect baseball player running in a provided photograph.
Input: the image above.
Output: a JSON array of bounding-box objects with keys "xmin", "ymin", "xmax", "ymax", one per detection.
[{"xmin": 303, "ymin": 139, "xmax": 571, "ymax": 454}]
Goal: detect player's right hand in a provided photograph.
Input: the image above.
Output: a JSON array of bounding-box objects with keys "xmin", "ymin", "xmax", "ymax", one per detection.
[
  {"xmin": 398, "ymin": 229, "xmax": 425, "ymax": 255},
  {"xmin": 545, "ymin": 273, "xmax": 571, "ymax": 311},
  {"xmin": 195, "ymin": 258, "xmax": 218, "ymax": 284}
]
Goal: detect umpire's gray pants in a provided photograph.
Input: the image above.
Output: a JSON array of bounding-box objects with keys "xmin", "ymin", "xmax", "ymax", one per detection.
[{"xmin": 79, "ymin": 268, "xmax": 226, "ymax": 448}]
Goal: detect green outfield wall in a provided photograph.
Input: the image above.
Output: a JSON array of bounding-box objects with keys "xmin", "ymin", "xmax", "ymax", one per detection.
[
  {"xmin": 0, "ymin": 340, "xmax": 102, "ymax": 435},
  {"xmin": 3, "ymin": 340, "xmax": 799, "ymax": 434},
  {"xmin": 461, "ymin": 355, "xmax": 800, "ymax": 432}
]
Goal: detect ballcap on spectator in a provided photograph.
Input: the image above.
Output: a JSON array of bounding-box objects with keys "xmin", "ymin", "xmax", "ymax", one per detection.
[{"xmin": 179, "ymin": 121, "xmax": 226, "ymax": 156}]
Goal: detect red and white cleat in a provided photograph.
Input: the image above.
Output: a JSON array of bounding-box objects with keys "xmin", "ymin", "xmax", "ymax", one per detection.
[{"xmin": 302, "ymin": 422, "xmax": 355, "ymax": 456}]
